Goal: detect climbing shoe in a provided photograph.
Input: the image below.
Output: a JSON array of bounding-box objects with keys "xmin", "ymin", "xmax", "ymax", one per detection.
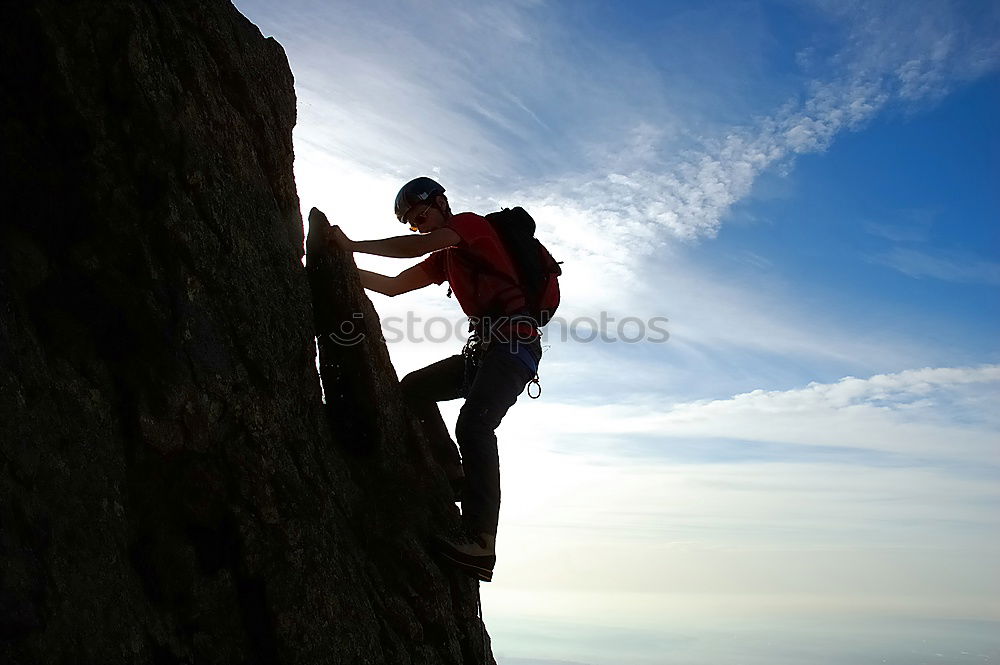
[{"xmin": 433, "ymin": 530, "xmax": 496, "ymax": 582}]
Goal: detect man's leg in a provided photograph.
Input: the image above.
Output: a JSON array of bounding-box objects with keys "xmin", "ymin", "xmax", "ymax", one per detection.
[
  {"xmin": 433, "ymin": 340, "xmax": 540, "ymax": 580},
  {"xmin": 455, "ymin": 340, "xmax": 539, "ymax": 537},
  {"xmin": 399, "ymin": 355, "xmax": 466, "ymax": 485}
]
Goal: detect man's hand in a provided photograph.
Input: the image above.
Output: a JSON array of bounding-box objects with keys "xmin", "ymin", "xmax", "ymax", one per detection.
[{"xmin": 329, "ymin": 225, "xmax": 355, "ymax": 252}]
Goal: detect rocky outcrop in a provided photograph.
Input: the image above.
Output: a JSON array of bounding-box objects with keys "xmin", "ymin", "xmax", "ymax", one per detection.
[{"xmin": 0, "ymin": 1, "xmax": 491, "ymax": 663}]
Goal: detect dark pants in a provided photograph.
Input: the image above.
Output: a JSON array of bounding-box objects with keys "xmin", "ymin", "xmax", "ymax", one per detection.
[{"xmin": 400, "ymin": 339, "xmax": 541, "ymax": 535}]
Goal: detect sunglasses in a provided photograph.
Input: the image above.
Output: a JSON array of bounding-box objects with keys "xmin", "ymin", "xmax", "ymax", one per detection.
[{"xmin": 403, "ymin": 202, "xmax": 434, "ymax": 231}]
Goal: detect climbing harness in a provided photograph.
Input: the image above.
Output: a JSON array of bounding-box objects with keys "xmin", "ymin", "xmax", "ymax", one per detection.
[{"xmin": 462, "ymin": 320, "xmax": 544, "ymax": 400}]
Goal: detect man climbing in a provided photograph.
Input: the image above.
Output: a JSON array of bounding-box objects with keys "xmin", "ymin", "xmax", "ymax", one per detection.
[{"xmin": 327, "ymin": 177, "xmax": 544, "ymax": 583}]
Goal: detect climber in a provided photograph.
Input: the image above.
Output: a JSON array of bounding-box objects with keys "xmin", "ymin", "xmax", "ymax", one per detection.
[{"xmin": 325, "ymin": 176, "xmax": 542, "ymax": 583}]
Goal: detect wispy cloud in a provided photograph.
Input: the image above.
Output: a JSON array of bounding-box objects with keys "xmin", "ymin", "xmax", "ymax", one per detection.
[
  {"xmin": 871, "ymin": 247, "xmax": 1000, "ymax": 285},
  {"xmin": 525, "ymin": 364, "xmax": 1000, "ymax": 461},
  {"xmin": 254, "ymin": 0, "xmax": 682, "ymax": 191},
  {"xmin": 864, "ymin": 210, "xmax": 936, "ymax": 243},
  {"xmin": 524, "ymin": 0, "xmax": 1000, "ymax": 249},
  {"xmin": 239, "ymin": 0, "xmax": 999, "ymax": 255}
]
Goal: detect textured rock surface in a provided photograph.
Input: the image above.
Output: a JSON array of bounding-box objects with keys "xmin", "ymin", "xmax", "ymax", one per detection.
[{"xmin": 0, "ymin": 1, "xmax": 492, "ymax": 663}]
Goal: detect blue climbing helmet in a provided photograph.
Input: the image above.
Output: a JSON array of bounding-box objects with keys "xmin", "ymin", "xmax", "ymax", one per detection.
[{"xmin": 394, "ymin": 176, "xmax": 445, "ymax": 223}]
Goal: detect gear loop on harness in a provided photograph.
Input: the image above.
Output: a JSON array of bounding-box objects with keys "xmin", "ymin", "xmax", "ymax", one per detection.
[{"xmin": 527, "ymin": 374, "xmax": 541, "ymax": 399}]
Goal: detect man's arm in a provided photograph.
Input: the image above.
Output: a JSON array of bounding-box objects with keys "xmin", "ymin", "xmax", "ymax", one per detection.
[
  {"xmin": 359, "ymin": 263, "xmax": 435, "ymax": 296},
  {"xmin": 333, "ymin": 226, "xmax": 460, "ymax": 258}
]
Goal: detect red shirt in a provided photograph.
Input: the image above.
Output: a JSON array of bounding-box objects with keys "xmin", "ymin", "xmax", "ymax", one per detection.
[{"xmin": 418, "ymin": 212, "xmax": 526, "ymax": 318}]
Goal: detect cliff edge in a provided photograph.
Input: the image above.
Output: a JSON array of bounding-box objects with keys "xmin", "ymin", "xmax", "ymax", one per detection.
[{"xmin": 0, "ymin": 1, "xmax": 491, "ymax": 663}]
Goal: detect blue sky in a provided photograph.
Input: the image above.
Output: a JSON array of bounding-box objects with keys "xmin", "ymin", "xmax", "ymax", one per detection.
[{"xmin": 232, "ymin": 1, "xmax": 999, "ymax": 663}]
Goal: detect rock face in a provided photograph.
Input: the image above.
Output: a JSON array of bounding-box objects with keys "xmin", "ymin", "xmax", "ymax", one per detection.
[{"xmin": 0, "ymin": 1, "xmax": 492, "ymax": 663}]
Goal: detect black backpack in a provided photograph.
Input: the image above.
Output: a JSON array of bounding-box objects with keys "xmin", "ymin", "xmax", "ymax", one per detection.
[{"xmin": 483, "ymin": 207, "xmax": 562, "ymax": 326}]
